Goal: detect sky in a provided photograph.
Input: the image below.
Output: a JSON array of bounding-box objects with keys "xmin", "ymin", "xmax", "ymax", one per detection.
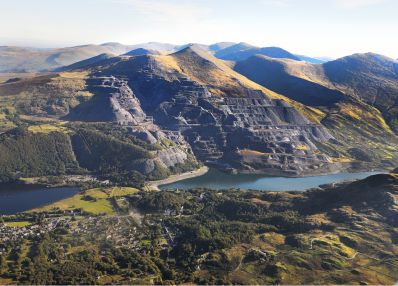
[{"xmin": 0, "ymin": 0, "xmax": 397, "ymax": 59}]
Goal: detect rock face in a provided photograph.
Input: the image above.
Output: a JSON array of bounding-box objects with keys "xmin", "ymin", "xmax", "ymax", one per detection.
[
  {"xmin": 156, "ymin": 90, "xmax": 334, "ymax": 175},
  {"xmin": 3, "ymin": 47, "xmax": 397, "ymax": 178},
  {"xmin": 66, "ymin": 75, "xmax": 196, "ymax": 175},
  {"xmin": 66, "ymin": 49, "xmax": 338, "ymax": 176}
]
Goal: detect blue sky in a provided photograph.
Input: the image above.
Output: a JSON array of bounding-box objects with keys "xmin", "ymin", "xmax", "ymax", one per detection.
[{"xmin": 0, "ymin": 0, "xmax": 397, "ymax": 58}]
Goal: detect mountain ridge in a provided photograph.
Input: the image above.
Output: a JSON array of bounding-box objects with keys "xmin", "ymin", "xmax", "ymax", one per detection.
[{"xmin": 0, "ymin": 41, "xmax": 343, "ymax": 72}]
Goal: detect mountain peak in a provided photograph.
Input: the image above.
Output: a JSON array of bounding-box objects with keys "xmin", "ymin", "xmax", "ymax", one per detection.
[
  {"xmin": 215, "ymin": 43, "xmax": 300, "ymax": 61},
  {"xmin": 124, "ymin": 48, "xmax": 161, "ymax": 56},
  {"xmin": 55, "ymin": 52, "xmax": 115, "ymax": 72},
  {"xmin": 173, "ymin": 44, "xmax": 213, "ymax": 60}
]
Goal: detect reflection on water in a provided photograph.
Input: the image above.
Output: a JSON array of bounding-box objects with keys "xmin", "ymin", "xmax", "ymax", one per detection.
[
  {"xmin": 160, "ymin": 168, "xmax": 381, "ymax": 191},
  {"xmin": 0, "ymin": 184, "xmax": 80, "ymax": 215}
]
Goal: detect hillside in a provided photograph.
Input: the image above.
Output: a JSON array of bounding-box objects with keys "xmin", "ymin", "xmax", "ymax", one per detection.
[
  {"xmin": 55, "ymin": 53, "xmax": 115, "ymax": 72},
  {"xmin": 234, "ymin": 55, "xmax": 342, "ymax": 106},
  {"xmin": 323, "ymin": 53, "xmax": 398, "ymax": 129},
  {"xmin": 214, "ymin": 42, "xmax": 301, "ymax": 61},
  {"xmin": 234, "ymin": 54, "xmax": 398, "ymax": 167},
  {"xmin": 0, "ymin": 70, "xmax": 200, "ymax": 184},
  {"xmin": 235, "ymin": 52, "xmax": 398, "ymax": 133}
]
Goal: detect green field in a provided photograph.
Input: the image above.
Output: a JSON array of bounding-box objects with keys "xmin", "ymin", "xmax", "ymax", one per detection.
[
  {"xmin": 34, "ymin": 187, "xmax": 139, "ymax": 214},
  {"xmin": 4, "ymin": 221, "xmax": 32, "ymax": 228}
]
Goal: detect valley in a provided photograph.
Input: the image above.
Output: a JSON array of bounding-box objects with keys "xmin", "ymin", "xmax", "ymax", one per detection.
[{"xmin": 0, "ymin": 41, "xmax": 397, "ymax": 285}]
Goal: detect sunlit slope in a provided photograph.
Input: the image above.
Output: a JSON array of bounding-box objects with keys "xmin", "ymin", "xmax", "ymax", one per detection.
[
  {"xmin": 233, "ymin": 53, "xmax": 398, "ymax": 168},
  {"xmin": 235, "ymin": 53, "xmax": 398, "ymax": 131},
  {"xmin": 167, "ymin": 46, "xmax": 325, "ymax": 123}
]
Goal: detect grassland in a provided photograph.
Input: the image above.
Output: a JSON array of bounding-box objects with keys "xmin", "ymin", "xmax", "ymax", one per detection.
[
  {"xmin": 34, "ymin": 187, "xmax": 139, "ymax": 214},
  {"xmin": 4, "ymin": 221, "xmax": 32, "ymax": 228},
  {"xmin": 27, "ymin": 123, "xmax": 69, "ymax": 134}
]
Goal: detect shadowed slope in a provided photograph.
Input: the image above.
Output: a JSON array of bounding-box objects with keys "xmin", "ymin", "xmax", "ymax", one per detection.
[
  {"xmin": 233, "ymin": 53, "xmax": 398, "ymax": 168},
  {"xmin": 124, "ymin": 48, "xmax": 161, "ymax": 56},
  {"xmin": 235, "ymin": 55, "xmax": 344, "ymax": 106}
]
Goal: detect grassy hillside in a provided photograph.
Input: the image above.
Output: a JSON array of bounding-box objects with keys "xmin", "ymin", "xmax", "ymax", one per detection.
[
  {"xmin": 233, "ymin": 53, "xmax": 398, "ymax": 168},
  {"xmin": 234, "ymin": 55, "xmax": 344, "ymax": 106},
  {"xmin": 323, "ymin": 53, "xmax": 398, "ymax": 131},
  {"xmin": 0, "ymin": 72, "xmax": 92, "ymax": 122}
]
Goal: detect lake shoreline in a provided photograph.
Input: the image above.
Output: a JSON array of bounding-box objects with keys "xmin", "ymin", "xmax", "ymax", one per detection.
[
  {"xmin": 158, "ymin": 168, "xmax": 383, "ymax": 192},
  {"xmin": 0, "ymin": 186, "xmax": 81, "ymax": 215},
  {"xmin": 146, "ymin": 166, "xmax": 209, "ymax": 191}
]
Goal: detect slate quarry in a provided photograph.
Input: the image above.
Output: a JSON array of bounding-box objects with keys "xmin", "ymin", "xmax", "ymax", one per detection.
[{"xmin": 66, "ymin": 50, "xmax": 338, "ymax": 176}]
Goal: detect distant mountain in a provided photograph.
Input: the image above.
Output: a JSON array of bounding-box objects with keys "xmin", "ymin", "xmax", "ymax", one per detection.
[
  {"xmin": 234, "ymin": 52, "xmax": 398, "ymax": 116},
  {"xmin": 0, "ymin": 41, "xmax": 334, "ymax": 72},
  {"xmin": 127, "ymin": 42, "xmax": 179, "ymax": 52},
  {"xmin": 0, "ymin": 43, "xmax": 131, "ymax": 72},
  {"xmin": 295, "ymin": 54, "xmax": 327, "ymax": 64},
  {"xmin": 214, "ymin": 42, "xmax": 301, "ymax": 61},
  {"xmin": 208, "ymin": 42, "xmax": 236, "ymax": 52},
  {"xmin": 234, "ymin": 55, "xmax": 344, "ymax": 106},
  {"xmin": 124, "ymin": 48, "xmax": 161, "ymax": 56},
  {"xmin": 0, "ymin": 42, "xmax": 183, "ymax": 73},
  {"xmin": 213, "ymin": 42, "xmax": 255, "ymax": 58},
  {"xmin": 55, "ymin": 53, "xmax": 115, "ymax": 72},
  {"xmin": 175, "ymin": 42, "xmax": 237, "ymax": 54},
  {"xmin": 176, "ymin": 43, "xmax": 212, "ymax": 53}
]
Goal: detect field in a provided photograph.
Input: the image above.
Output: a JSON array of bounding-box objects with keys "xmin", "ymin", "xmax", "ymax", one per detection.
[
  {"xmin": 4, "ymin": 221, "xmax": 32, "ymax": 228},
  {"xmin": 34, "ymin": 187, "xmax": 139, "ymax": 214}
]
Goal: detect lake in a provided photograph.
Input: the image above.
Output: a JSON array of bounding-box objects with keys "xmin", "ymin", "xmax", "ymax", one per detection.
[
  {"xmin": 160, "ymin": 168, "xmax": 381, "ymax": 191},
  {"xmin": 0, "ymin": 185, "xmax": 80, "ymax": 215},
  {"xmin": 0, "ymin": 170, "xmax": 382, "ymax": 215}
]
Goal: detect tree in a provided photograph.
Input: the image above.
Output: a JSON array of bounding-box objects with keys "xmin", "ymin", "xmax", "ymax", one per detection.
[{"xmin": 0, "ymin": 255, "xmax": 7, "ymax": 275}]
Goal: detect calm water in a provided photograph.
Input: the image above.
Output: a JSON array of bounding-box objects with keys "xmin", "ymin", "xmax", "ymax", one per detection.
[
  {"xmin": 160, "ymin": 168, "xmax": 381, "ymax": 191},
  {"xmin": 0, "ymin": 185, "xmax": 80, "ymax": 215}
]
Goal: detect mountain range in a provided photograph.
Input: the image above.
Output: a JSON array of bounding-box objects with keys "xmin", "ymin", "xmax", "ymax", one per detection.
[
  {"xmin": 0, "ymin": 42, "xmax": 327, "ymax": 73},
  {"xmin": 0, "ymin": 42, "xmax": 397, "ymax": 183}
]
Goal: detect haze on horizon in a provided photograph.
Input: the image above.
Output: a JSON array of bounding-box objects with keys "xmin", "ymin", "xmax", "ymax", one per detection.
[{"xmin": 0, "ymin": 0, "xmax": 397, "ymax": 59}]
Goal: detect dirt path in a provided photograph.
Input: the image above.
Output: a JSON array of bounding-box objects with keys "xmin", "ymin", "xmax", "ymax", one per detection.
[{"xmin": 146, "ymin": 166, "xmax": 209, "ymax": 191}]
